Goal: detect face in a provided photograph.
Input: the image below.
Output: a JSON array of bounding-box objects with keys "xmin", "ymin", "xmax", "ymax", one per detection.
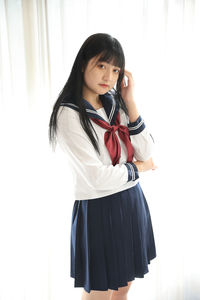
[{"xmin": 82, "ymin": 54, "xmax": 121, "ymax": 101}]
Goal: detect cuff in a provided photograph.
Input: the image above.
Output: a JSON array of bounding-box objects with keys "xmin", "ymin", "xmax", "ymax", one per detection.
[
  {"xmin": 128, "ymin": 115, "xmax": 146, "ymax": 135},
  {"xmin": 124, "ymin": 162, "xmax": 139, "ymax": 182}
]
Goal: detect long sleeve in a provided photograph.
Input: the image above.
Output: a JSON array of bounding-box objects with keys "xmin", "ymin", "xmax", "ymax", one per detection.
[
  {"xmin": 56, "ymin": 107, "xmax": 139, "ymax": 192},
  {"xmin": 125, "ymin": 114, "xmax": 155, "ymax": 161}
]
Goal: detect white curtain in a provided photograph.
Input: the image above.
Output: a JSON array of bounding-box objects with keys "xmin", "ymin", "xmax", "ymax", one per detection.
[{"xmin": 1, "ymin": 0, "xmax": 200, "ymax": 299}]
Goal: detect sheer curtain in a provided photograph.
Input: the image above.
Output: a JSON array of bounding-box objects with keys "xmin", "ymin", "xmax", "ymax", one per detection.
[{"xmin": 0, "ymin": 0, "xmax": 200, "ymax": 299}]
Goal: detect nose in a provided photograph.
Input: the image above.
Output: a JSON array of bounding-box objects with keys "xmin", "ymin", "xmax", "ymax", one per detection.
[{"xmin": 102, "ymin": 68, "xmax": 113, "ymax": 81}]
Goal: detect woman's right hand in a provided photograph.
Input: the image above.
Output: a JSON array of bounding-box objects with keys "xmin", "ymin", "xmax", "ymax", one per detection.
[{"xmin": 133, "ymin": 157, "xmax": 158, "ymax": 172}]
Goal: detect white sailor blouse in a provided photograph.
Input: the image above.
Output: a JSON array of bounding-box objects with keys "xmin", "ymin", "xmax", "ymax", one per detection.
[{"xmin": 56, "ymin": 92, "xmax": 155, "ymax": 200}]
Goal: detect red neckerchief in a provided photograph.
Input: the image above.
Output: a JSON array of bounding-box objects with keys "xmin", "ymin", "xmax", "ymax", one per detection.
[
  {"xmin": 60, "ymin": 92, "xmax": 134, "ymax": 165},
  {"xmin": 90, "ymin": 110, "xmax": 134, "ymax": 166}
]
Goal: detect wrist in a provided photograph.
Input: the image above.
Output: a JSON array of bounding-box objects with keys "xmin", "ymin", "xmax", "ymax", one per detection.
[{"xmin": 134, "ymin": 162, "xmax": 143, "ymax": 172}]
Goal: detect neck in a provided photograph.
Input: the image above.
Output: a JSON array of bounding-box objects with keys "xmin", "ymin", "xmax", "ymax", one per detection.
[{"xmin": 82, "ymin": 86, "xmax": 102, "ymax": 107}]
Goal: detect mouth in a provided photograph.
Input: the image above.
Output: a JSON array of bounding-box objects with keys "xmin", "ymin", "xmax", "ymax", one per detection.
[{"xmin": 99, "ymin": 84, "xmax": 109, "ymax": 88}]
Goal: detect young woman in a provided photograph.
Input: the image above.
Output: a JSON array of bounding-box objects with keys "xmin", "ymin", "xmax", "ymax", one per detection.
[{"xmin": 49, "ymin": 33, "xmax": 157, "ymax": 300}]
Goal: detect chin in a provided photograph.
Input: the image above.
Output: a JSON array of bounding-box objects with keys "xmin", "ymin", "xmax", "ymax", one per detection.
[
  {"xmin": 98, "ymin": 88, "xmax": 111, "ymax": 95},
  {"xmin": 99, "ymin": 91, "xmax": 108, "ymax": 95}
]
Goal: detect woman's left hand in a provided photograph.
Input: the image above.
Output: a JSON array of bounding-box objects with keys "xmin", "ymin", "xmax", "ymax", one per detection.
[{"xmin": 120, "ymin": 70, "xmax": 135, "ymax": 105}]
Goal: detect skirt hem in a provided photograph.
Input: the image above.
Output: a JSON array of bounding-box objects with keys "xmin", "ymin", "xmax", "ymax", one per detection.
[{"xmin": 70, "ymin": 254, "xmax": 156, "ymax": 293}]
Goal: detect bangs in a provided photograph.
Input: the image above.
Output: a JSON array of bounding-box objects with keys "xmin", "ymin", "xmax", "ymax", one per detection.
[{"xmin": 95, "ymin": 49, "xmax": 124, "ymax": 70}]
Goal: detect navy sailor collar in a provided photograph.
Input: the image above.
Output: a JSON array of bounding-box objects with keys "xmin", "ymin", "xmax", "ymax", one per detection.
[{"xmin": 60, "ymin": 92, "xmax": 120, "ymax": 126}]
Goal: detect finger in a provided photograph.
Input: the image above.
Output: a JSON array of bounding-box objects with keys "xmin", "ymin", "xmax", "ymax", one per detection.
[
  {"xmin": 121, "ymin": 79, "xmax": 125, "ymax": 88},
  {"xmin": 124, "ymin": 69, "xmax": 132, "ymax": 76},
  {"xmin": 152, "ymin": 165, "xmax": 158, "ymax": 170},
  {"xmin": 124, "ymin": 70, "xmax": 134, "ymax": 79}
]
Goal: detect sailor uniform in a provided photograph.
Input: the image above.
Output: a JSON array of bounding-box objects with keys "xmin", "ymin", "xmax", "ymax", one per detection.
[{"xmin": 56, "ymin": 91, "xmax": 157, "ymax": 293}]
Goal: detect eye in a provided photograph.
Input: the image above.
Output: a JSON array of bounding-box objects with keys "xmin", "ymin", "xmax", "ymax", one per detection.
[
  {"xmin": 98, "ymin": 64, "xmax": 105, "ymax": 69},
  {"xmin": 113, "ymin": 69, "xmax": 120, "ymax": 73}
]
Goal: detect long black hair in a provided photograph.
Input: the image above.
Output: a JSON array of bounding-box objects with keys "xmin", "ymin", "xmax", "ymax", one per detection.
[{"xmin": 48, "ymin": 33, "xmax": 129, "ymax": 154}]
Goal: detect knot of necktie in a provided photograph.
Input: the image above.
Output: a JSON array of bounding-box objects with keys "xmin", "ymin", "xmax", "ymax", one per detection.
[
  {"xmin": 90, "ymin": 111, "xmax": 134, "ymax": 166},
  {"xmin": 110, "ymin": 125, "xmax": 119, "ymax": 132}
]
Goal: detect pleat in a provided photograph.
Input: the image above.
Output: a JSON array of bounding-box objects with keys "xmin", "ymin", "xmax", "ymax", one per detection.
[{"xmin": 70, "ymin": 182, "xmax": 156, "ymax": 293}]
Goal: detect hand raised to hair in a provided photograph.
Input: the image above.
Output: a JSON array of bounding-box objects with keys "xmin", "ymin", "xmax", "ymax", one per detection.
[{"xmin": 120, "ymin": 69, "xmax": 135, "ymax": 106}]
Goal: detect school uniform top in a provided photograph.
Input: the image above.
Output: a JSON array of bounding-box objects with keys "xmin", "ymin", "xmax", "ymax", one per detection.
[{"xmin": 56, "ymin": 92, "xmax": 155, "ymax": 200}]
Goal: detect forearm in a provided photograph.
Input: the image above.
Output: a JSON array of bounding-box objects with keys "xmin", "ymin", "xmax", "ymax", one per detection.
[{"xmin": 125, "ymin": 99, "xmax": 140, "ymax": 123}]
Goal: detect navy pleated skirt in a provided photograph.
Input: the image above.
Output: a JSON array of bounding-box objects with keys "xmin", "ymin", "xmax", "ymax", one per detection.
[{"xmin": 70, "ymin": 182, "xmax": 156, "ymax": 293}]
